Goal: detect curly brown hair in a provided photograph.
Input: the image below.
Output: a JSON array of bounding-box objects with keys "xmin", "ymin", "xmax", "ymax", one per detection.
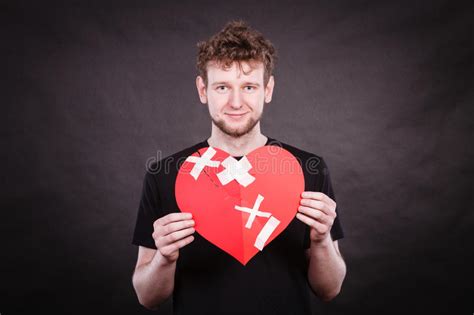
[{"xmin": 196, "ymin": 20, "xmax": 277, "ymax": 88}]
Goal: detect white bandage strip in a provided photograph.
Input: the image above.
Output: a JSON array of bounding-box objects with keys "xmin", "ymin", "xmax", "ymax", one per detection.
[
  {"xmin": 234, "ymin": 194, "xmax": 271, "ymax": 229},
  {"xmin": 185, "ymin": 147, "xmax": 220, "ymax": 180},
  {"xmin": 216, "ymin": 156, "xmax": 255, "ymax": 187},
  {"xmin": 254, "ymin": 216, "xmax": 281, "ymax": 251}
]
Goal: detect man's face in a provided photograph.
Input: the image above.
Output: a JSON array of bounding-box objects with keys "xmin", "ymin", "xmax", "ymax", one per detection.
[{"xmin": 196, "ymin": 60, "xmax": 274, "ymax": 138}]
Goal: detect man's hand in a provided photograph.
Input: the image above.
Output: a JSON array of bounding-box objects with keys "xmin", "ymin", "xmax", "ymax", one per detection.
[
  {"xmin": 152, "ymin": 212, "xmax": 195, "ymax": 264},
  {"xmin": 296, "ymin": 191, "xmax": 337, "ymax": 244}
]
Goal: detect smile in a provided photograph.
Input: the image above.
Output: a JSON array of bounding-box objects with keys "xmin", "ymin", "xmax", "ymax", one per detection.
[{"xmin": 225, "ymin": 112, "xmax": 249, "ymax": 118}]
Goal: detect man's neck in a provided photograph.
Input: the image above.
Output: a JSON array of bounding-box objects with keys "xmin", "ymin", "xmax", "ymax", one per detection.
[{"xmin": 207, "ymin": 123, "xmax": 268, "ymax": 157}]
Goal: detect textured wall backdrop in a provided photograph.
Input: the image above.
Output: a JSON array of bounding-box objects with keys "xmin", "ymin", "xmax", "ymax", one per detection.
[{"xmin": 2, "ymin": 1, "xmax": 473, "ymax": 314}]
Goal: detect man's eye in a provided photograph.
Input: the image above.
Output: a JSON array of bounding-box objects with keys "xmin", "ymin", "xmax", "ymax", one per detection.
[
  {"xmin": 244, "ymin": 86, "xmax": 256, "ymax": 91},
  {"xmin": 217, "ymin": 86, "xmax": 227, "ymax": 91}
]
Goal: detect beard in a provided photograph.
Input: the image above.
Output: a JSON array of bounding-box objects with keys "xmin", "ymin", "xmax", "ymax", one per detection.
[{"xmin": 211, "ymin": 112, "xmax": 262, "ymax": 138}]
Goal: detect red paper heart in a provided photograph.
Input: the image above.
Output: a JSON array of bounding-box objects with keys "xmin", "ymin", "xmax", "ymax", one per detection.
[{"xmin": 175, "ymin": 145, "xmax": 305, "ymax": 265}]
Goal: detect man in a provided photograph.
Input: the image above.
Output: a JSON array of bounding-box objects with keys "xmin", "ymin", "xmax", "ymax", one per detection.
[{"xmin": 132, "ymin": 20, "xmax": 346, "ymax": 315}]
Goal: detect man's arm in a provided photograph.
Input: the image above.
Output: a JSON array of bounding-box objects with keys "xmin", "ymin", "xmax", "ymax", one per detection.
[
  {"xmin": 132, "ymin": 246, "xmax": 177, "ymax": 309},
  {"xmin": 305, "ymin": 239, "xmax": 346, "ymax": 301},
  {"xmin": 297, "ymin": 191, "xmax": 346, "ymax": 301},
  {"xmin": 132, "ymin": 213, "xmax": 195, "ymax": 310}
]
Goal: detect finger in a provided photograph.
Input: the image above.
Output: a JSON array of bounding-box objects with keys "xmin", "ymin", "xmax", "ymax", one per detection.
[
  {"xmin": 153, "ymin": 220, "xmax": 194, "ymax": 240},
  {"xmin": 296, "ymin": 212, "xmax": 329, "ymax": 235},
  {"xmin": 301, "ymin": 192, "xmax": 336, "ymax": 208},
  {"xmin": 298, "ymin": 206, "xmax": 327, "ymax": 224},
  {"xmin": 300, "ymin": 198, "xmax": 327, "ymax": 211},
  {"xmin": 300, "ymin": 198, "xmax": 323, "ymax": 209},
  {"xmin": 161, "ymin": 227, "xmax": 196, "ymax": 247},
  {"xmin": 160, "ymin": 235, "xmax": 195, "ymax": 256},
  {"xmin": 155, "ymin": 212, "xmax": 193, "ymax": 227},
  {"xmin": 161, "ymin": 220, "xmax": 195, "ymax": 236},
  {"xmin": 300, "ymin": 198, "xmax": 335, "ymax": 216},
  {"xmin": 301, "ymin": 191, "xmax": 325, "ymax": 200}
]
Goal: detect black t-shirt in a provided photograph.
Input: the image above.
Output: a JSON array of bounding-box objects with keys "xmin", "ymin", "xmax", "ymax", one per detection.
[{"xmin": 132, "ymin": 137, "xmax": 344, "ymax": 315}]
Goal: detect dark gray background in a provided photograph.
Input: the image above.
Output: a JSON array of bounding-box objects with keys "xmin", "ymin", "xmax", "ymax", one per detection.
[{"xmin": 2, "ymin": 1, "xmax": 473, "ymax": 314}]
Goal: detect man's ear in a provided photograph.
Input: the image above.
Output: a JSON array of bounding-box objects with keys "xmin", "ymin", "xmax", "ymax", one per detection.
[
  {"xmin": 196, "ymin": 76, "xmax": 208, "ymax": 104},
  {"xmin": 264, "ymin": 75, "xmax": 275, "ymax": 103}
]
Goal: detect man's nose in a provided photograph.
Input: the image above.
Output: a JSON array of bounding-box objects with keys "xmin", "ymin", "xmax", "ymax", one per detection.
[{"xmin": 228, "ymin": 90, "xmax": 243, "ymax": 109}]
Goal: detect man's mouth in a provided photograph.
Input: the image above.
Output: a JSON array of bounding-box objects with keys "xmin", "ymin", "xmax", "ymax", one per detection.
[{"xmin": 225, "ymin": 112, "xmax": 248, "ymax": 118}]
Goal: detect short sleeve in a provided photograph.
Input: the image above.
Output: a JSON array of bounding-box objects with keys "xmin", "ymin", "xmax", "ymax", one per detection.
[
  {"xmin": 303, "ymin": 157, "xmax": 344, "ymax": 248},
  {"xmin": 132, "ymin": 169, "xmax": 161, "ymax": 249}
]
